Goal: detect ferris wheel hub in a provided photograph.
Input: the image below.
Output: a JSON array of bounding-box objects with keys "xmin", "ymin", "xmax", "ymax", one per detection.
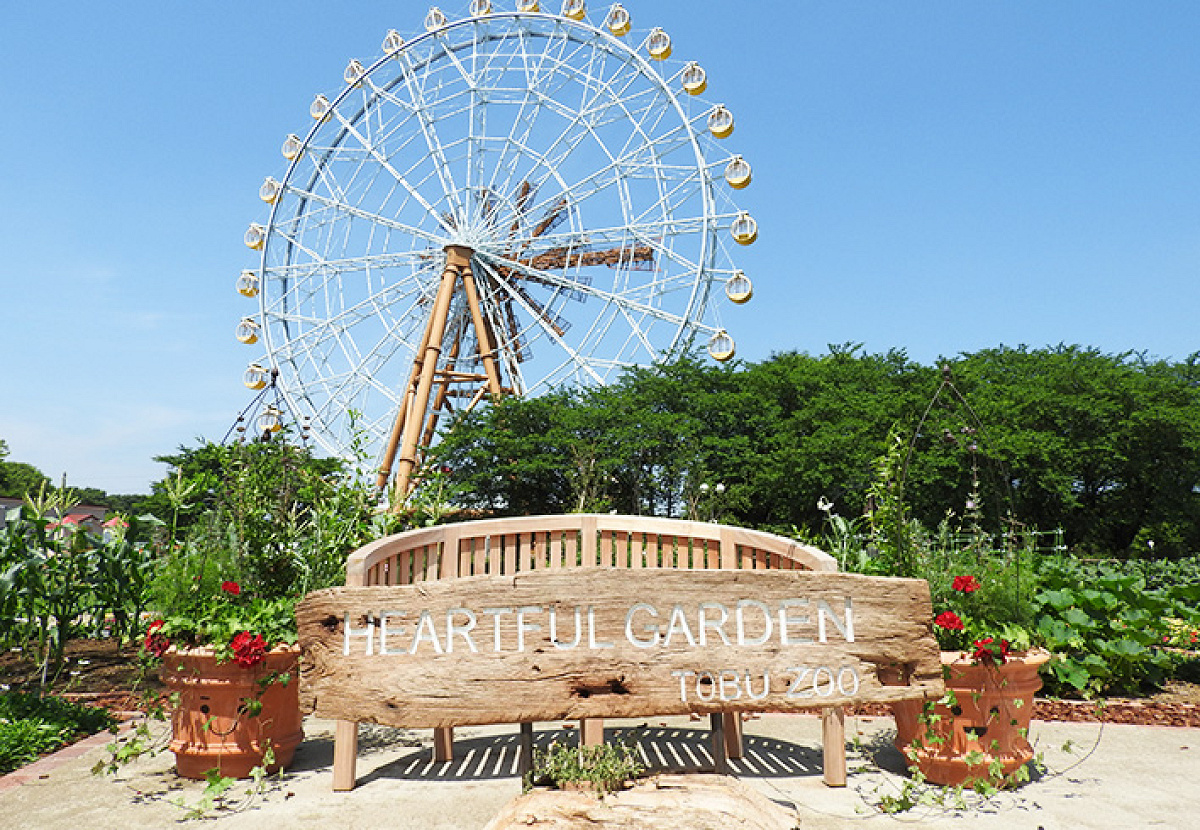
[{"xmin": 445, "ymin": 223, "xmax": 492, "ymax": 253}]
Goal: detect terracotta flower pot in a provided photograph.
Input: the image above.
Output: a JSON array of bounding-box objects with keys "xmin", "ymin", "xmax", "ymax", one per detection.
[
  {"xmin": 162, "ymin": 644, "xmax": 304, "ymax": 780},
  {"xmin": 891, "ymin": 649, "xmax": 1049, "ymax": 787}
]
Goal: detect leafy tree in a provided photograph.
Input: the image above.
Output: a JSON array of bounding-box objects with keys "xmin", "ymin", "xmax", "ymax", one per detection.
[
  {"xmin": 0, "ymin": 462, "xmax": 51, "ymax": 499},
  {"xmin": 102, "ymin": 493, "xmax": 149, "ymax": 514},
  {"xmin": 432, "ymin": 345, "xmax": 1200, "ymax": 558},
  {"xmin": 0, "ymin": 439, "xmax": 52, "ymax": 499},
  {"xmin": 69, "ymin": 487, "xmax": 108, "ymax": 506},
  {"xmin": 737, "ymin": 347, "xmax": 934, "ymax": 532},
  {"xmin": 945, "ymin": 346, "xmax": 1200, "ymax": 555}
]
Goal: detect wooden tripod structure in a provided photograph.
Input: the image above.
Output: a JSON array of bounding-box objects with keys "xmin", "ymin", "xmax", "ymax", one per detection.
[
  {"xmin": 374, "ymin": 245, "xmax": 506, "ymax": 507},
  {"xmin": 372, "ymin": 231, "xmax": 656, "ymax": 509}
]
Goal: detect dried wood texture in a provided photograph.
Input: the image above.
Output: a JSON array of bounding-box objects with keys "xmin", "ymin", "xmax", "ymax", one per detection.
[
  {"xmin": 298, "ymin": 569, "xmax": 941, "ymax": 728},
  {"xmin": 482, "ymin": 774, "xmax": 798, "ymax": 830}
]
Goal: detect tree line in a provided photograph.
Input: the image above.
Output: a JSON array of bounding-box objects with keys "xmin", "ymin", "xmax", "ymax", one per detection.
[
  {"xmin": 433, "ymin": 344, "xmax": 1200, "ymax": 558},
  {"xmin": 0, "ymin": 440, "xmax": 143, "ymax": 514},
  {"xmin": 7, "ymin": 343, "xmax": 1200, "ymax": 559}
]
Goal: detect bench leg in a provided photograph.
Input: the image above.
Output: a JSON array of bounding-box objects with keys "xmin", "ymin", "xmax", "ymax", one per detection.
[
  {"xmin": 434, "ymin": 726, "xmax": 455, "ymax": 762},
  {"xmin": 579, "ymin": 718, "xmax": 604, "ymax": 746},
  {"xmin": 333, "ymin": 720, "xmax": 359, "ymax": 791},
  {"xmin": 518, "ymin": 722, "xmax": 534, "ymax": 779},
  {"xmin": 709, "ymin": 713, "xmax": 729, "ymax": 774},
  {"xmin": 721, "ymin": 711, "xmax": 744, "ymax": 759},
  {"xmin": 821, "ymin": 706, "xmax": 847, "ymax": 787}
]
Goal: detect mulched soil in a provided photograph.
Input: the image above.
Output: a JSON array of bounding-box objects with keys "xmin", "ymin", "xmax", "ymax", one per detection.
[
  {"xmin": 0, "ymin": 638, "xmax": 163, "ymax": 716},
  {"xmin": 1033, "ymin": 688, "xmax": 1200, "ymax": 728},
  {"xmin": 4, "ymin": 638, "xmax": 1200, "ymax": 727}
]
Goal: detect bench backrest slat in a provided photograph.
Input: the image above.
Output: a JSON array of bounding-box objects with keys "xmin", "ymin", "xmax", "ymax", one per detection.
[{"xmin": 346, "ymin": 514, "xmax": 836, "ymax": 588}]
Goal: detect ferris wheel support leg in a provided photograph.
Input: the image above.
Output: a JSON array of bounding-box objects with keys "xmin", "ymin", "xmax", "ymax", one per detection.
[
  {"xmin": 390, "ymin": 246, "xmax": 471, "ymax": 507},
  {"xmin": 379, "ymin": 359, "xmax": 427, "ymax": 496},
  {"xmin": 420, "ymin": 335, "xmax": 463, "ymax": 451},
  {"xmin": 376, "ymin": 328, "xmax": 436, "ymax": 495},
  {"xmin": 459, "ymin": 261, "xmax": 506, "ymax": 398},
  {"xmin": 375, "ymin": 396, "xmax": 411, "ymax": 496}
]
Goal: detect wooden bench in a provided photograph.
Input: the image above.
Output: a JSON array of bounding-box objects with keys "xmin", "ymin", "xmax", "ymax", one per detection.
[{"xmin": 316, "ymin": 514, "xmax": 853, "ymax": 790}]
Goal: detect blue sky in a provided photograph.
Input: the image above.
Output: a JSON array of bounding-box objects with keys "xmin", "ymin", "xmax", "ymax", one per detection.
[{"xmin": 1, "ymin": 1, "xmax": 1198, "ymax": 495}]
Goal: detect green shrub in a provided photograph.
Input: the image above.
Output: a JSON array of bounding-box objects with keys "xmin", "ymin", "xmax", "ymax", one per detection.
[
  {"xmin": 1124, "ymin": 555, "xmax": 1200, "ymax": 593},
  {"xmin": 1031, "ymin": 557, "xmax": 1200, "ymax": 696},
  {"xmin": 0, "ymin": 692, "xmax": 116, "ymax": 774}
]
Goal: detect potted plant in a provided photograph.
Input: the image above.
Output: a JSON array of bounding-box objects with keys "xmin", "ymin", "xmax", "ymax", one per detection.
[
  {"xmin": 128, "ymin": 439, "xmax": 364, "ymax": 780},
  {"xmin": 144, "ymin": 572, "xmax": 303, "ymax": 780},
  {"xmin": 86, "ymin": 438, "xmax": 386, "ymax": 793},
  {"xmin": 892, "ymin": 573, "xmax": 1048, "ymax": 788}
]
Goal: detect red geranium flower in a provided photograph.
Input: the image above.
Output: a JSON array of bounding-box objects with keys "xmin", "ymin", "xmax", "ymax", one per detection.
[
  {"xmin": 143, "ymin": 619, "xmax": 170, "ymax": 658},
  {"xmin": 934, "ymin": 611, "xmax": 964, "ymax": 631},
  {"xmin": 952, "ymin": 575, "xmax": 981, "ymax": 593},
  {"xmin": 972, "ymin": 636, "xmax": 1011, "ymax": 667},
  {"xmin": 221, "ymin": 581, "xmax": 241, "ymax": 596},
  {"xmin": 231, "ymin": 631, "xmax": 267, "ymax": 668}
]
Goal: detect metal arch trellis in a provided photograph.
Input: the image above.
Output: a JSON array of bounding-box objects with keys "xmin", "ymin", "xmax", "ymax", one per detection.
[
  {"xmin": 221, "ymin": 366, "xmax": 313, "ymax": 448},
  {"xmin": 234, "ymin": 2, "xmax": 759, "ymax": 507}
]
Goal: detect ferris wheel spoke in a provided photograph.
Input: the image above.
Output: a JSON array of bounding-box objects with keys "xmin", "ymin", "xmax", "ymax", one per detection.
[
  {"xmin": 575, "ymin": 71, "xmax": 668, "ymax": 139},
  {"xmin": 513, "ymin": 64, "xmax": 653, "ymax": 189},
  {"xmin": 268, "ymin": 224, "xmax": 336, "ymax": 268},
  {"xmin": 360, "ymin": 51, "xmax": 472, "ymax": 219},
  {"xmin": 267, "ymin": 253, "xmax": 435, "ymax": 324},
  {"xmin": 262, "ymin": 248, "xmax": 436, "ymax": 281},
  {"xmin": 395, "ymin": 50, "xmax": 468, "ymax": 218},
  {"xmin": 556, "ymin": 114, "xmax": 695, "ymax": 197},
  {"xmin": 434, "ymin": 32, "xmax": 477, "ymax": 91},
  {"xmin": 472, "ymin": 257, "xmax": 605, "ymax": 386},
  {"xmin": 478, "ymin": 48, "xmax": 550, "ymax": 205},
  {"xmin": 273, "ymin": 303, "xmax": 424, "ymax": 422},
  {"xmin": 531, "ymin": 164, "xmax": 697, "ymax": 233},
  {"xmin": 282, "ymin": 185, "xmax": 444, "ymax": 245},
  {"xmin": 482, "ymin": 106, "xmax": 541, "ymax": 207},
  {"xmin": 517, "ymin": 118, "xmax": 692, "ymax": 228},
  {"xmin": 478, "ymin": 250, "xmax": 693, "ymax": 332},
  {"xmin": 269, "ymin": 310, "xmax": 415, "ymax": 374},
  {"xmin": 306, "ymin": 94, "xmax": 449, "ymax": 226},
  {"xmin": 537, "ymin": 48, "xmax": 672, "ymax": 161},
  {"xmin": 627, "ymin": 172, "xmax": 709, "ymax": 229},
  {"xmin": 270, "ymin": 276, "xmax": 427, "ymax": 337},
  {"xmin": 617, "ymin": 307, "xmax": 659, "ymax": 361},
  {"xmin": 473, "ymin": 45, "xmax": 668, "ymax": 226},
  {"xmin": 307, "ymin": 375, "xmax": 393, "ymax": 438}
]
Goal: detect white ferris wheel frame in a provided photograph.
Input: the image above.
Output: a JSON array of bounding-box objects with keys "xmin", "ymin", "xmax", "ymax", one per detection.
[{"xmin": 241, "ymin": 4, "xmax": 756, "ymax": 477}]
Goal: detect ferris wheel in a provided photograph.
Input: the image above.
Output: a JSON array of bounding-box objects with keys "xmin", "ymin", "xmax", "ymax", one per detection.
[{"xmin": 235, "ymin": 1, "xmax": 758, "ymax": 496}]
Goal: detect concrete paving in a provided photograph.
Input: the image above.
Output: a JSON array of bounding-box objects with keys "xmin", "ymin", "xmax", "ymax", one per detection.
[{"xmin": 1, "ymin": 712, "xmax": 1197, "ymax": 829}]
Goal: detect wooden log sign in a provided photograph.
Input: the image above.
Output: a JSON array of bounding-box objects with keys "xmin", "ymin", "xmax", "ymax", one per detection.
[{"xmin": 296, "ymin": 569, "xmax": 942, "ymax": 728}]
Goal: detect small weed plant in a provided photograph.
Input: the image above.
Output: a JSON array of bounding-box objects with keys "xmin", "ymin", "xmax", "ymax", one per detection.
[{"xmin": 524, "ymin": 737, "xmax": 645, "ymax": 796}]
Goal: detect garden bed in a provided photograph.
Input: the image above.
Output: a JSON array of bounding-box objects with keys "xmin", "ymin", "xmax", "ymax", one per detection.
[{"xmin": 0, "ymin": 638, "xmax": 162, "ymax": 715}]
